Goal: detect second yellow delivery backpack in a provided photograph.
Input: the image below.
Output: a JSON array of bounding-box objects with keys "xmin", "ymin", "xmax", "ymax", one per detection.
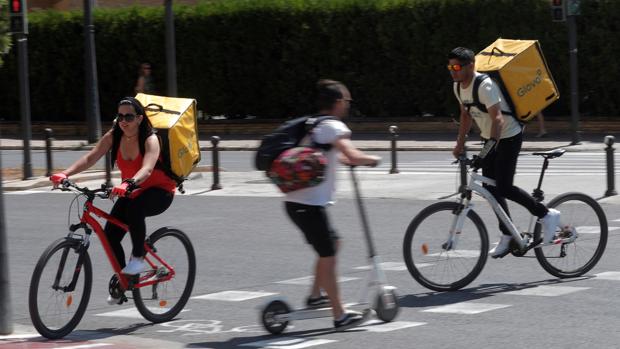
[{"xmin": 475, "ymin": 38, "xmax": 560, "ymax": 122}]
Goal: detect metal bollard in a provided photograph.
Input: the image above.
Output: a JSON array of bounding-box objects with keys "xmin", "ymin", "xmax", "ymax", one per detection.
[
  {"xmin": 389, "ymin": 125, "xmax": 399, "ymax": 174},
  {"xmin": 211, "ymin": 136, "xmax": 222, "ymax": 190},
  {"xmin": 604, "ymin": 135, "xmax": 617, "ymax": 197},
  {"xmin": 44, "ymin": 128, "xmax": 54, "ymax": 177}
]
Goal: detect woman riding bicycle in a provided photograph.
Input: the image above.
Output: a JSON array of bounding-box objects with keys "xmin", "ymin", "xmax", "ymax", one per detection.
[{"xmin": 50, "ymin": 97, "xmax": 176, "ymax": 304}]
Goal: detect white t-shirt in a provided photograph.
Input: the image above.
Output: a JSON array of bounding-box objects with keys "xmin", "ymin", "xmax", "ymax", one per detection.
[
  {"xmin": 285, "ymin": 119, "xmax": 351, "ymax": 206},
  {"xmin": 453, "ymin": 72, "xmax": 522, "ymax": 140}
]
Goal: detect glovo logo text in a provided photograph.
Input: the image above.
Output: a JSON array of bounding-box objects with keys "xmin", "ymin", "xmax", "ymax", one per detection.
[{"xmin": 516, "ymin": 69, "xmax": 543, "ymax": 98}]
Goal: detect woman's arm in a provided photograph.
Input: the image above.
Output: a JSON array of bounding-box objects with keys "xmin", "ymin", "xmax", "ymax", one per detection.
[
  {"xmin": 131, "ymin": 134, "xmax": 161, "ymax": 185},
  {"xmin": 62, "ymin": 130, "xmax": 114, "ymax": 176}
]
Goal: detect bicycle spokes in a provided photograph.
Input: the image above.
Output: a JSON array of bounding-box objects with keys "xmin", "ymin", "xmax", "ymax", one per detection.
[{"xmin": 534, "ymin": 193, "xmax": 608, "ymax": 278}]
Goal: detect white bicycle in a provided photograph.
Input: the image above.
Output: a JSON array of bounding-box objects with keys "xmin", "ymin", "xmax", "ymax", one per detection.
[{"xmin": 403, "ymin": 149, "xmax": 608, "ymax": 292}]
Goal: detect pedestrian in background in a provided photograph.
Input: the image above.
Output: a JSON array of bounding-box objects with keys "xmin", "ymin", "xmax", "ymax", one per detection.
[
  {"xmin": 536, "ymin": 112, "xmax": 548, "ymax": 138},
  {"xmin": 135, "ymin": 63, "xmax": 156, "ymax": 94}
]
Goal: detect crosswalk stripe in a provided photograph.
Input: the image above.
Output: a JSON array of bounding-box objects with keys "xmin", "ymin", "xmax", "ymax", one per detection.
[
  {"xmin": 240, "ymin": 337, "xmax": 337, "ymax": 348},
  {"xmin": 192, "ymin": 290, "xmax": 277, "ymax": 301},
  {"xmin": 503, "ymin": 285, "xmax": 590, "ymax": 297},
  {"xmin": 276, "ymin": 275, "xmax": 360, "ymax": 285},
  {"xmin": 422, "ymin": 302, "xmax": 511, "ymax": 314},
  {"xmin": 594, "ymin": 271, "xmax": 620, "ymax": 280},
  {"xmin": 354, "ymin": 320, "xmax": 427, "ymax": 332}
]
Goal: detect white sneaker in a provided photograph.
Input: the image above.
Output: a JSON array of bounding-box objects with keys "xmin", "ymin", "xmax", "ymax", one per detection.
[
  {"xmin": 121, "ymin": 256, "xmax": 151, "ymax": 275},
  {"xmin": 490, "ymin": 235, "xmax": 513, "ymax": 257},
  {"xmin": 106, "ymin": 294, "xmax": 122, "ymax": 305},
  {"xmin": 541, "ymin": 209, "xmax": 561, "ymax": 244}
]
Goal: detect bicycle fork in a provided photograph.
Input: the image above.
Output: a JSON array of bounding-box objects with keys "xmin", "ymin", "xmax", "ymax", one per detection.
[
  {"xmin": 444, "ymin": 200, "xmax": 473, "ymax": 251},
  {"xmin": 53, "ymin": 226, "xmax": 91, "ymax": 293}
]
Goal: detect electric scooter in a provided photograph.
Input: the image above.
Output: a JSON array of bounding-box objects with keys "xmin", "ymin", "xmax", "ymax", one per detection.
[{"xmin": 260, "ymin": 166, "xmax": 400, "ymax": 334}]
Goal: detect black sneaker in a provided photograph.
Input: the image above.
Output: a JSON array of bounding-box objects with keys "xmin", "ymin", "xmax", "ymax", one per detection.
[
  {"xmin": 306, "ymin": 295, "xmax": 330, "ymax": 308},
  {"xmin": 333, "ymin": 311, "xmax": 365, "ymax": 331}
]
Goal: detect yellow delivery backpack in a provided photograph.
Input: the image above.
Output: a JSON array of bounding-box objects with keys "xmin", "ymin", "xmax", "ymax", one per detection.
[
  {"xmin": 475, "ymin": 38, "xmax": 560, "ymax": 122},
  {"xmin": 135, "ymin": 93, "xmax": 201, "ymax": 190}
]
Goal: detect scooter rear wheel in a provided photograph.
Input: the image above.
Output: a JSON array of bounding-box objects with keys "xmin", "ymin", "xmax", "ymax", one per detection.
[
  {"xmin": 261, "ymin": 300, "xmax": 290, "ymax": 334},
  {"xmin": 374, "ymin": 288, "xmax": 399, "ymax": 322}
]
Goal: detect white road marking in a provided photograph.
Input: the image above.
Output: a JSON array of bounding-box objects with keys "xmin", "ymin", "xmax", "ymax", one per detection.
[
  {"xmin": 422, "ymin": 302, "xmax": 511, "ymax": 314},
  {"xmin": 576, "ymin": 226, "xmax": 604, "ymax": 234},
  {"xmin": 353, "ymin": 319, "xmax": 427, "ymax": 332},
  {"xmin": 427, "ymin": 250, "xmax": 481, "ymax": 258},
  {"xmin": 0, "ymin": 333, "xmax": 40, "ymax": 340},
  {"xmin": 504, "ymin": 285, "xmax": 590, "ymax": 297},
  {"xmin": 276, "ymin": 276, "xmax": 359, "ymax": 285},
  {"xmin": 595, "ymin": 271, "xmax": 620, "ymax": 281},
  {"xmin": 354, "ymin": 262, "xmax": 408, "ymax": 271},
  {"xmin": 61, "ymin": 344, "xmax": 113, "ymax": 349},
  {"xmin": 95, "ymin": 307, "xmax": 189, "ymax": 319},
  {"xmin": 192, "ymin": 290, "xmax": 277, "ymax": 301},
  {"xmin": 240, "ymin": 337, "xmax": 337, "ymax": 349}
]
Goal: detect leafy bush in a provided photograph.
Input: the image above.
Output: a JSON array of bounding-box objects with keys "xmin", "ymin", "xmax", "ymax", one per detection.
[{"xmin": 0, "ymin": 0, "xmax": 618, "ymax": 121}]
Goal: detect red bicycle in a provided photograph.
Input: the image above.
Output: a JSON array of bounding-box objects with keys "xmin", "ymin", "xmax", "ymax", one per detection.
[{"xmin": 28, "ymin": 180, "xmax": 196, "ymax": 339}]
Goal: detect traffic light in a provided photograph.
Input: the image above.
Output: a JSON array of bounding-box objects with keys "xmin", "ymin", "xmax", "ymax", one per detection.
[
  {"xmin": 9, "ymin": 0, "xmax": 28, "ymax": 34},
  {"xmin": 551, "ymin": 0, "xmax": 566, "ymax": 22}
]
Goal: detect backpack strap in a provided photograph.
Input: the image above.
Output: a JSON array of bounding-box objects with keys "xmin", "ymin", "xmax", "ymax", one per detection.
[
  {"xmin": 305, "ymin": 115, "xmax": 334, "ymax": 151},
  {"xmin": 457, "ymin": 74, "xmax": 516, "ymax": 118}
]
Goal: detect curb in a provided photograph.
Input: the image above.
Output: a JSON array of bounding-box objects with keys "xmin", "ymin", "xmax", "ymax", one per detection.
[{"xmin": 2, "ymin": 165, "xmax": 213, "ymax": 192}]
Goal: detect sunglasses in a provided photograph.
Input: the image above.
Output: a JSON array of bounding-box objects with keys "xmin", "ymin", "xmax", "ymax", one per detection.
[
  {"xmin": 116, "ymin": 113, "xmax": 138, "ymax": 122},
  {"xmin": 447, "ymin": 63, "xmax": 470, "ymax": 71}
]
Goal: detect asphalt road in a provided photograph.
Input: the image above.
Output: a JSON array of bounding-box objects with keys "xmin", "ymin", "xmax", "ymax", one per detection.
[{"xmin": 3, "ymin": 181, "xmax": 620, "ymax": 348}]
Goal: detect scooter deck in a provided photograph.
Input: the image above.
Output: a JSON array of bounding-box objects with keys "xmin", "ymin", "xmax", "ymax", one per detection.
[{"xmin": 275, "ymin": 302, "xmax": 371, "ymax": 322}]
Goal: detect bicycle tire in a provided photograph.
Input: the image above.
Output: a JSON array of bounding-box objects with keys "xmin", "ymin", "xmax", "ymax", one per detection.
[
  {"xmin": 403, "ymin": 201, "xmax": 489, "ymax": 292},
  {"xmin": 133, "ymin": 227, "xmax": 196, "ymax": 323},
  {"xmin": 29, "ymin": 237, "xmax": 92, "ymax": 339},
  {"xmin": 534, "ymin": 192, "xmax": 608, "ymax": 278}
]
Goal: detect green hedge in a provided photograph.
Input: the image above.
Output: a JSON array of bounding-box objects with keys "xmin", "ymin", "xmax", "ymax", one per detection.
[
  {"xmin": 0, "ymin": 0, "xmax": 11, "ymax": 67},
  {"xmin": 0, "ymin": 0, "xmax": 619, "ymax": 121}
]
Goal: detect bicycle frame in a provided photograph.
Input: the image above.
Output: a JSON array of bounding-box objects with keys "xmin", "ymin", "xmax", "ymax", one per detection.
[
  {"xmin": 64, "ymin": 195, "xmax": 176, "ymax": 291},
  {"xmin": 460, "ymin": 172, "xmax": 530, "ymax": 250}
]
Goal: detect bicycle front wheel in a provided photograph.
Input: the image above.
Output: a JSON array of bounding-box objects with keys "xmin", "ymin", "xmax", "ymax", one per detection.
[
  {"xmin": 535, "ymin": 192, "xmax": 608, "ymax": 278},
  {"xmin": 403, "ymin": 201, "xmax": 489, "ymax": 292},
  {"xmin": 29, "ymin": 237, "xmax": 92, "ymax": 339},
  {"xmin": 133, "ymin": 227, "xmax": 196, "ymax": 323}
]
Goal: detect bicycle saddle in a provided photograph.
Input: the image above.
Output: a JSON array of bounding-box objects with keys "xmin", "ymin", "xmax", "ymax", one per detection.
[{"xmin": 532, "ymin": 149, "xmax": 566, "ymax": 159}]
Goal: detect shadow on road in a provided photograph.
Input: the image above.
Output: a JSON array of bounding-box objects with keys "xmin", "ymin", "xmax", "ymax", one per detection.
[
  {"xmin": 398, "ymin": 275, "xmax": 593, "ymax": 309},
  {"xmin": 186, "ymin": 327, "xmax": 336, "ymax": 349}
]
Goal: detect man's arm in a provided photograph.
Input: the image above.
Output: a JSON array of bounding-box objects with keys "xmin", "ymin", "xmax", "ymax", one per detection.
[
  {"xmin": 334, "ymin": 137, "xmax": 379, "ymax": 166},
  {"xmin": 453, "ymin": 104, "xmax": 472, "ymax": 157},
  {"xmin": 486, "ymin": 103, "xmax": 504, "ymax": 141}
]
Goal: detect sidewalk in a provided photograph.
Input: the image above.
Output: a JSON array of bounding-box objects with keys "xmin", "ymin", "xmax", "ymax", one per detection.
[
  {"xmin": 0, "ymin": 132, "xmax": 612, "ymax": 151},
  {"xmin": 1, "ymin": 133, "xmax": 614, "ymax": 192}
]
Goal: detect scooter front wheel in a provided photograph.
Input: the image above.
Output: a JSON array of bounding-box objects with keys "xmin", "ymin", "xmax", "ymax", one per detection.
[
  {"xmin": 261, "ymin": 300, "xmax": 290, "ymax": 335},
  {"xmin": 374, "ymin": 288, "xmax": 399, "ymax": 322}
]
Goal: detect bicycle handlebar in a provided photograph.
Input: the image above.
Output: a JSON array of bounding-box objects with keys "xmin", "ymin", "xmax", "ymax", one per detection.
[
  {"xmin": 55, "ymin": 180, "xmax": 136, "ymax": 199},
  {"xmin": 55, "ymin": 179, "xmax": 111, "ymax": 199}
]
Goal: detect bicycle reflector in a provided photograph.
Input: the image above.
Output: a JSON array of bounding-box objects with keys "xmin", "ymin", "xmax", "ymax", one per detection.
[{"xmin": 421, "ymin": 243, "xmax": 429, "ymax": 255}]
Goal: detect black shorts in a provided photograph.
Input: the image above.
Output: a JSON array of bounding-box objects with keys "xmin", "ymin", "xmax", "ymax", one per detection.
[{"xmin": 285, "ymin": 201, "xmax": 339, "ymax": 257}]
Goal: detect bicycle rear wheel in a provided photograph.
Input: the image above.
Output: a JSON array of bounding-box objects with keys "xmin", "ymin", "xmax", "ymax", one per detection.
[
  {"xmin": 133, "ymin": 227, "xmax": 196, "ymax": 323},
  {"xmin": 535, "ymin": 192, "xmax": 608, "ymax": 278},
  {"xmin": 29, "ymin": 237, "xmax": 92, "ymax": 339},
  {"xmin": 403, "ymin": 201, "xmax": 489, "ymax": 292}
]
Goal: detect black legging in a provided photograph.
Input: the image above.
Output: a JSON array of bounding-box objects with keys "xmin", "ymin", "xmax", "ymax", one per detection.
[
  {"xmin": 482, "ymin": 132, "xmax": 548, "ymax": 236},
  {"xmin": 104, "ymin": 187, "xmax": 174, "ymax": 268}
]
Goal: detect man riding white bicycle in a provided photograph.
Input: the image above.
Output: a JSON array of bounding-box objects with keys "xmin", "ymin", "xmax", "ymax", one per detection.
[{"xmin": 448, "ymin": 46, "xmax": 560, "ymax": 258}]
